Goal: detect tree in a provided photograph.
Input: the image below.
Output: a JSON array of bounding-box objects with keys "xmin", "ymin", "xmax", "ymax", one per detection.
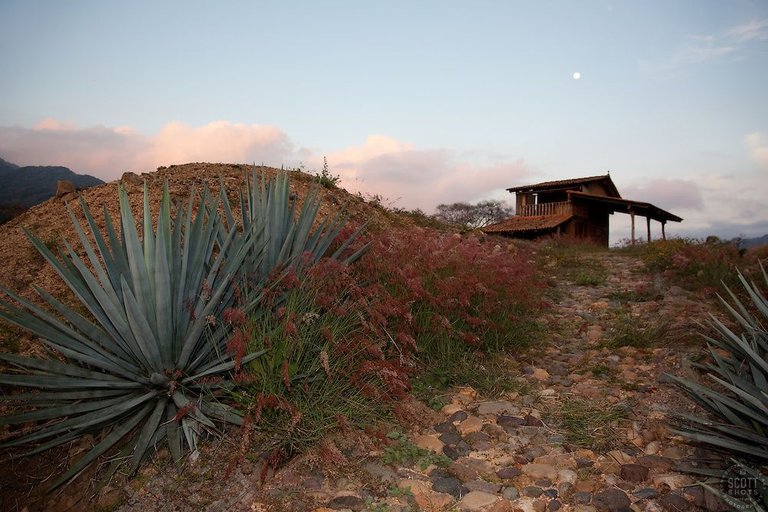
[{"xmin": 433, "ymin": 199, "xmax": 514, "ymax": 229}]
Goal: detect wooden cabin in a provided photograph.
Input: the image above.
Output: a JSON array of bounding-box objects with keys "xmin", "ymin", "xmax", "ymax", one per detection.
[{"xmin": 482, "ymin": 175, "xmax": 682, "ymax": 246}]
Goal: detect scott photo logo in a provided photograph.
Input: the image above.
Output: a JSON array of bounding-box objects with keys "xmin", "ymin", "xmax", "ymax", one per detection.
[{"xmin": 720, "ymin": 464, "xmax": 768, "ymax": 510}]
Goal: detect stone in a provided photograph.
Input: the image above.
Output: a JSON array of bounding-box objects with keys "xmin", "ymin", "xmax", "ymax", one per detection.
[
  {"xmin": 440, "ymin": 432, "xmax": 463, "ymax": 446},
  {"xmin": 534, "ymin": 454, "xmax": 577, "ymax": 469},
  {"xmin": 682, "ymin": 486, "xmax": 706, "ymax": 508},
  {"xmin": 619, "ymin": 464, "xmax": 649, "ymax": 483},
  {"xmin": 557, "ymin": 469, "xmax": 578, "ymax": 485},
  {"xmin": 635, "ymin": 455, "xmax": 674, "ymax": 472},
  {"xmin": 450, "ymin": 410, "xmax": 470, "ymax": 422},
  {"xmin": 458, "ymin": 491, "xmax": 500, "ymax": 511},
  {"xmin": 465, "ymin": 480, "xmax": 502, "ymax": 494},
  {"xmin": 488, "ymin": 501, "xmax": 517, "ymax": 512},
  {"xmin": 502, "ymin": 486, "xmax": 519, "ymax": 500},
  {"xmin": 435, "ymin": 421, "xmax": 458, "ymax": 434},
  {"xmin": 483, "ymin": 423, "xmax": 509, "ymax": 441},
  {"xmin": 644, "ymin": 441, "xmax": 660, "ymax": 455},
  {"xmin": 454, "ymin": 387, "xmax": 478, "ymax": 403},
  {"xmin": 557, "ymin": 482, "xmax": 574, "ymax": 500},
  {"xmin": 55, "ymin": 180, "xmax": 76, "ymax": 198},
  {"xmin": 432, "ymin": 476, "xmax": 467, "ymax": 499},
  {"xmin": 573, "ymin": 492, "xmax": 592, "ymax": 504},
  {"xmin": 525, "ymin": 414, "xmax": 544, "ymax": 427},
  {"xmin": 457, "ymin": 415, "xmax": 484, "ymax": 435},
  {"xmin": 466, "ymin": 431, "xmax": 493, "ymax": 450},
  {"xmin": 496, "ymin": 467, "xmax": 522, "ymax": 480},
  {"xmin": 414, "ymin": 435, "xmax": 445, "ymax": 454},
  {"xmin": 477, "ymin": 401, "xmax": 519, "ymax": 416},
  {"xmin": 652, "ymin": 474, "xmax": 694, "ymax": 491},
  {"xmin": 521, "ymin": 463, "xmax": 557, "ymax": 481},
  {"xmin": 548, "ymin": 500, "xmax": 562, "ymax": 511},
  {"xmin": 606, "ymin": 451, "xmax": 636, "ymax": 465},
  {"xmin": 533, "ymin": 500, "xmax": 547, "ymax": 512},
  {"xmin": 632, "ymin": 488, "xmax": 659, "ymax": 500},
  {"xmin": 543, "ymin": 488, "xmax": 558, "ymax": 498},
  {"xmin": 659, "ymin": 492, "xmax": 692, "ymax": 511},
  {"xmin": 403, "ymin": 479, "xmax": 455, "ymax": 512},
  {"xmin": 592, "ymin": 488, "xmax": 630, "ymax": 512},
  {"xmin": 327, "ymin": 495, "xmax": 366, "ymax": 511},
  {"xmin": 523, "ymin": 486, "xmax": 544, "ymax": 497},
  {"xmin": 450, "ymin": 457, "xmax": 497, "ymax": 481},
  {"xmin": 443, "ymin": 404, "xmax": 465, "ymax": 415},
  {"xmin": 532, "ymin": 368, "xmax": 551, "ymax": 381},
  {"xmin": 444, "ymin": 444, "xmax": 471, "ymax": 460},
  {"xmin": 498, "ymin": 415, "xmax": 527, "ymax": 430}
]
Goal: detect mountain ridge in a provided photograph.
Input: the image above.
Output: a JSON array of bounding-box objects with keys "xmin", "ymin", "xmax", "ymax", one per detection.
[{"xmin": 0, "ymin": 157, "xmax": 104, "ymax": 206}]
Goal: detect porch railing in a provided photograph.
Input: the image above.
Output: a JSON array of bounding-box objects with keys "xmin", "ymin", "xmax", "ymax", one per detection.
[{"xmin": 519, "ymin": 201, "xmax": 572, "ymax": 217}]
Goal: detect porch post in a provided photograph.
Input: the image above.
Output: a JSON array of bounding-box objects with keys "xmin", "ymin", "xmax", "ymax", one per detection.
[
  {"xmin": 661, "ymin": 220, "xmax": 666, "ymax": 240},
  {"xmin": 646, "ymin": 216, "xmax": 651, "ymax": 243},
  {"xmin": 630, "ymin": 210, "xmax": 636, "ymax": 245}
]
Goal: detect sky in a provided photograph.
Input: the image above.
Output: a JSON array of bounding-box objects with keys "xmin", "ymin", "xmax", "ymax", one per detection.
[{"xmin": 1, "ymin": 0, "xmax": 767, "ymax": 243}]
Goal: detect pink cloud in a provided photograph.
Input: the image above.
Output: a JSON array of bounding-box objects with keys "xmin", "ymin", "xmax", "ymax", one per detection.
[
  {"xmin": 623, "ymin": 178, "xmax": 704, "ymax": 210},
  {"xmin": 0, "ymin": 120, "xmax": 297, "ymax": 181},
  {"xmin": 0, "ymin": 121, "xmax": 530, "ymax": 212},
  {"xmin": 325, "ymin": 135, "xmax": 531, "ymax": 210}
]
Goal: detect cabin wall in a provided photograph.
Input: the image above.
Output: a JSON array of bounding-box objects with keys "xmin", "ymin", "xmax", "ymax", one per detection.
[
  {"xmin": 582, "ymin": 182, "xmax": 611, "ymax": 197},
  {"xmin": 560, "ymin": 206, "xmax": 610, "ymax": 247}
]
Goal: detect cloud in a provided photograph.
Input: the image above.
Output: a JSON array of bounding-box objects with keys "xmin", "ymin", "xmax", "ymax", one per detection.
[
  {"xmin": 746, "ymin": 132, "xmax": 768, "ymax": 171},
  {"xmin": 727, "ymin": 18, "xmax": 768, "ymax": 42},
  {"xmin": 622, "ymin": 178, "xmax": 704, "ymax": 210},
  {"xmin": 0, "ymin": 121, "xmax": 531, "ymax": 212},
  {"xmin": 324, "ymin": 135, "xmax": 531, "ymax": 210},
  {"xmin": 0, "ymin": 120, "xmax": 297, "ymax": 181},
  {"xmin": 644, "ymin": 18, "xmax": 767, "ymax": 71}
]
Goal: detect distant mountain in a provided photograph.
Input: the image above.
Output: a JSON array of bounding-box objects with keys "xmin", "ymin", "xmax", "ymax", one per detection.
[
  {"xmin": 0, "ymin": 157, "xmax": 104, "ymax": 223},
  {"xmin": 738, "ymin": 234, "xmax": 768, "ymax": 249}
]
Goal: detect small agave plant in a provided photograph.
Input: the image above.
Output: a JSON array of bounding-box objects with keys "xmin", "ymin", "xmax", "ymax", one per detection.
[
  {"xmin": 216, "ymin": 169, "xmax": 368, "ymax": 291},
  {"xmin": 0, "ymin": 182, "xmax": 267, "ymax": 489}
]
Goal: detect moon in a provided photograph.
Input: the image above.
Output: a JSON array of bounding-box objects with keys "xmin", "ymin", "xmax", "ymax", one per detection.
[{"xmin": 572, "ymin": 72, "xmax": 581, "ymax": 80}]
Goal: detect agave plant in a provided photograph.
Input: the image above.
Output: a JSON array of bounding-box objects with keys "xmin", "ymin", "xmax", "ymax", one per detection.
[
  {"xmin": 216, "ymin": 169, "xmax": 368, "ymax": 290},
  {"xmin": 668, "ymin": 262, "xmax": 768, "ymax": 509},
  {"xmin": 668, "ymin": 263, "xmax": 768, "ymax": 461},
  {"xmin": 0, "ymin": 182, "xmax": 267, "ymax": 488}
]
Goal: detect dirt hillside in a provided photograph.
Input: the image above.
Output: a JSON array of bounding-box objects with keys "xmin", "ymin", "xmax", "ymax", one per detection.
[{"xmin": 0, "ymin": 163, "xmax": 411, "ymax": 352}]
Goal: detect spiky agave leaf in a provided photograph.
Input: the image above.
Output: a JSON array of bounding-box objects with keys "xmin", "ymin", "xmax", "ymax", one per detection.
[
  {"xmin": 0, "ymin": 181, "xmax": 267, "ymax": 489},
  {"xmin": 215, "ymin": 169, "xmax": 369, "ymax": 292}
]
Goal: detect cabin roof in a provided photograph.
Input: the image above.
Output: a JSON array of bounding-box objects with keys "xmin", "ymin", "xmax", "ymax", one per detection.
[
  {"xmin": 506, "ymin": 174, "xmax": 621, "ymax": 198},
  {"xmin": 482, "ymin": 213, "xmax": 573, "ymax": 234},
  {"xmin": 567, "ymin": 191, "xmax": 682, "ymax": 223}
]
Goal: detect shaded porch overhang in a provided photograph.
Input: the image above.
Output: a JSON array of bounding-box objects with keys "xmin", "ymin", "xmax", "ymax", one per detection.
[{"xmin": 567, "ymin": 191, "xmax": 683, "ymax": 223}]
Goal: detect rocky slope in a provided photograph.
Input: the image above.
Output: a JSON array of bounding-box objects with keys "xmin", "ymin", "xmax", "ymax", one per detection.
[{"xmin": 100, "ymin": 253, "xmax": 724, "ymax": 512}]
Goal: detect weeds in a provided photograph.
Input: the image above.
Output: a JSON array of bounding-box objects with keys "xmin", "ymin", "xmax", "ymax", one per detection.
[
  {"xmin": 602, "ymin": 308, "xmax": 669, "ymax": 349},
  {"xmin": 607, "ymin": 285, "xmax": 662, "ymax": 303},
  {"xmin": 550, "ymin": 396, "xmax": 631, "ymax": 452},
  {"xmin": 620, "ymin": 237, "xmax": 768, "ymax": 294},
  {"xmin": 574, "ymin": 269, "xmax": 607, "ymax": 286},
  {"xmin": 315, "ymin": 157, "xmax": 340, "ymax": 189},
  {"xmin": 381, "ymin": 431, "xmax": 452, "ymax": 470}
]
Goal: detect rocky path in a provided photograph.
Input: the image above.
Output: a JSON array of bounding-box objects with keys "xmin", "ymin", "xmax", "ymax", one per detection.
[{"xmin": 112, "ymin": 252, "xmax": 723, "ymax": 512}]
